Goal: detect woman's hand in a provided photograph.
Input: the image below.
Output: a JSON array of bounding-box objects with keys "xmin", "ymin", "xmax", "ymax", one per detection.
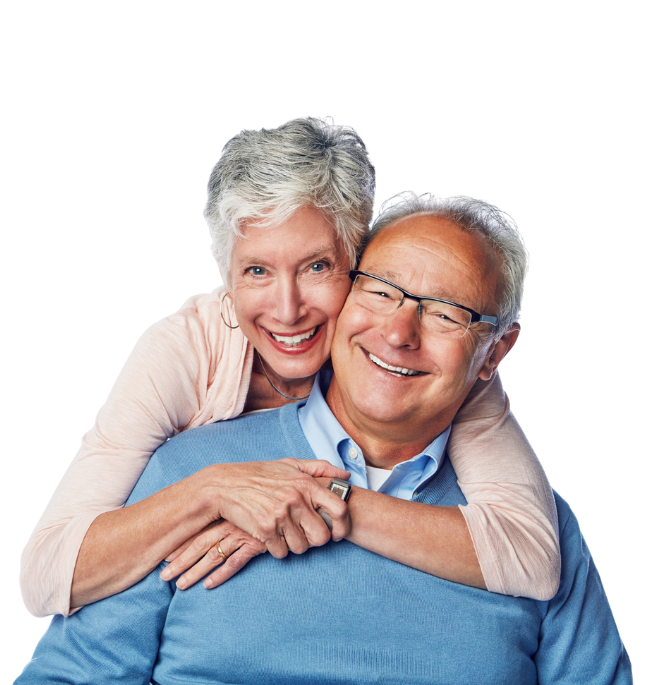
[
  {"xmin": 161, "ymin": 519, "xmax": 267, "ymax": 590},
  {"xmin": 162, "ymin": 459, "xmax": 350, "ymax": 591},
  {"xmin": 205, "ymin": 458, "xmax": 351, "ymax": 557}
]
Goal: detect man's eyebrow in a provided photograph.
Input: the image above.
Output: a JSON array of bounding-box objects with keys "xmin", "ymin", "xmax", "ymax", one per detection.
[
  {"xmin": 369, "ymin": 269, "xmax": 403, "ymax": 284},
  {"xmin": 368, "ymin": 268, "xmax": 462, "ymax": 302}
]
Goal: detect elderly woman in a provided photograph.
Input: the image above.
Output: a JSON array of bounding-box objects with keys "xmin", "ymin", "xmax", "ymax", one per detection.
[{"xmin": 21, "ymin": 118, "xmax": 559, "ymax": 618}]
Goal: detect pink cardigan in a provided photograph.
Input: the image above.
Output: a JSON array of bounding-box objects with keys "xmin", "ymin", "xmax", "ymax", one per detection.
[{"xmin": 20, "ymin": 289, "xmax": 560, "ymax": 617}]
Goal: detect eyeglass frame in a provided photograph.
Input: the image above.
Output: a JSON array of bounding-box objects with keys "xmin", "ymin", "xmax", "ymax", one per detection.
[{"xmin": 348, "ymin": 270, "xmax": 499, "ymax": 331}]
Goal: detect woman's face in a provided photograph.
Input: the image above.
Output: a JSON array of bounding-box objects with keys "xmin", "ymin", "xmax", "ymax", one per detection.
[{"xmin": 229, "ymin": 205, "xmax": 353, "ymax": 382}]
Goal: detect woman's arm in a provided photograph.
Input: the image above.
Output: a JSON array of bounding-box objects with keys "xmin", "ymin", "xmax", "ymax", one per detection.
[
  {"xmin": 449, "ymin": 372, "xmax": 560, "ymax": 600},
  {"xmin": 164, "ymin": 374, "xmax": 559, "ymax": 600},
  {"xmin": 21, "ymin": 291, "xmax": 247, "ymax": 617},
  {"xmin": 70, "ymin": 458, "xmax": 351, "ymax": 608},
  {"xmin": 21, "ymin": 315, "xmax": 208, "ymax": 615},
  {"xmin": 162, "ymin": 485, "xmax": 484, "ymax": 592},
  {"xmin": 344, "ymin": 489, "xmax": 485, "ymax": 587}
]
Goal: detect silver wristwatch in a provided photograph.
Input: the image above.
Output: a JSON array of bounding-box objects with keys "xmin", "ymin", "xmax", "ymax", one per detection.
[{"xmin": 320, "ymin": 478, "xmax": 352, "ymax": 532}]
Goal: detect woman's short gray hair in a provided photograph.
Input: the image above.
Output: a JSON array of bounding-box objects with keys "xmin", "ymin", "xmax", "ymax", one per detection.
[
  {"xmin": 204, "ymin": 117, "xmax": 376, "ymax": 287},
  {"xmin": 368, "ymin": 193, "xmax": 529, "ymax": 336}
]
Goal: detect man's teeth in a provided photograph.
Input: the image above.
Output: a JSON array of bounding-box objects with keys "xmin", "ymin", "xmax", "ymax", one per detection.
[
  {"xmin": 270, "ymin": 327, "xmax": 317, "ymax": 346},
  {"xmin": 369, "ymin": 353, "xmax": 420, "ymax": 376}
]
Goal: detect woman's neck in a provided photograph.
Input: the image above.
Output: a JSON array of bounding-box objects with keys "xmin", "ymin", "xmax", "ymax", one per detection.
[{"xmin": 243, "ymin": 352, "xmax": 316, "ymax": 412}]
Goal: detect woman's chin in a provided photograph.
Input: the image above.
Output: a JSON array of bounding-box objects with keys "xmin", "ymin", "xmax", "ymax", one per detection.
[
  {"xmin": 261, "ymin": 353, "xmax": 325, "ymax": 383},
  {"xmin": 256, "ymin": 340, "xmax": 329, "ymax": 383},
  {"xmin": 256, "ymin": 326, "xmax": 330, "ymax": 378}
]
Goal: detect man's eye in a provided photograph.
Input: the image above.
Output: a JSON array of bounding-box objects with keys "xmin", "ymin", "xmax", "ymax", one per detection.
[
  {"xmin": 364, "ymin": 287, "xmax": 391, "ymax": 299},
  {"xmin": 246, "ymin": 266, "xmax": 267, "ymax": 277}
]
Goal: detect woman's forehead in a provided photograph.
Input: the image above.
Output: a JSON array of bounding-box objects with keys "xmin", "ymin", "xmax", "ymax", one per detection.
[{"xmin": 231, "ymin": 206, "xmax": 344, "ymax": 265}]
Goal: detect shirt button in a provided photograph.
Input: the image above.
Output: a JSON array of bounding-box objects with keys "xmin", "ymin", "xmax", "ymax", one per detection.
[{"xmin": 348, "ymin": 447, "xmax": 358, "ymax": 459}]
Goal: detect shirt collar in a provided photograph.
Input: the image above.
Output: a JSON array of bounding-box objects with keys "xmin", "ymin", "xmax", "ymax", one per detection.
[{"xmin": 297, "ymin": 370, "xmax": 451, "ymax": 497}]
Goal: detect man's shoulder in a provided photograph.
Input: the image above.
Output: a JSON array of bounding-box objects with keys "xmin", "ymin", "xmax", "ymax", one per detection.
[{"xmin": 126, "ymin": 404, "xmax": 311, "ymax": 505}]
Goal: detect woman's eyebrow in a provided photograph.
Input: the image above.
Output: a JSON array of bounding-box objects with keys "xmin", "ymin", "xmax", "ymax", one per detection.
[
  {"xmin": 239, "ymin": 246, "xmax": 336, "ymax": 268},
  {"xmin": 300, "ymin": 246, "xmax": 338, "ymax": 261}
]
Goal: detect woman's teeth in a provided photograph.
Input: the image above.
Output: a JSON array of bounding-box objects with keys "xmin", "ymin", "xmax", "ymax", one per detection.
[
  {"xmin": 270, "ymin": 326, "xmax": 318, "ymax": 347},
  {"xmin": 369, "ymin": 353, "xmax": 420, "ymax": 376}
]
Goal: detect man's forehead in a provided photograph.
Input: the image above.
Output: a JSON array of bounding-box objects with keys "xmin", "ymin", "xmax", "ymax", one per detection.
[{"xmin": 360, "ymin": 214, "xmax": 503, "ymax": 306}]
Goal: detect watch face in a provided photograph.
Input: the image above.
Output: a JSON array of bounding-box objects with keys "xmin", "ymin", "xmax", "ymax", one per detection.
[{"xmin": 329, "ymin": 479, "xmax": 351, "ymax": 501}]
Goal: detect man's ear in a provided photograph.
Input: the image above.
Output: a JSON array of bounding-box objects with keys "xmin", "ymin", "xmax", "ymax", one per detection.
[{"xmin": 478, "ymin": 323, "xmax": 520, "ymax": 381}]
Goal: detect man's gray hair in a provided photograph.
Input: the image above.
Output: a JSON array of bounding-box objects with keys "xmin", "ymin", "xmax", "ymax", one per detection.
[
  {"xmin": 368, "ymin": 193, "xmax": 528, "ymax": 336},
  {"xmin": 204, "ymin": 117, "xmax": 376, "ymax": 287}
]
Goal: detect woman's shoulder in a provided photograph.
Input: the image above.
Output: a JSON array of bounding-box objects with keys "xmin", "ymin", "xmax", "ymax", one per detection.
[
  {"xmin": 125, "ymin": 286, "xmax": 247, "ymax": 382},
  {"xmin": 177, "ymin": 286, "xmax": 225, "ymax": 313},
  {"xmin": 145, "ymin": 287, "xmax": 235, "ymax": 348}
]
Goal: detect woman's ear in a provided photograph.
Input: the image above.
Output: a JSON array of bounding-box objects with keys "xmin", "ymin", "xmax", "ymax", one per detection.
[{"xmin": 478, "ymin": 323, "xmax": 520, "ymax": 381}]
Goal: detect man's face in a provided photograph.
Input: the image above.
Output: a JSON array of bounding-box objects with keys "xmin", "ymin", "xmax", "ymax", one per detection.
[{"xmin": 328, "ymin": 214, "xmax": 511, "ymax": 440}]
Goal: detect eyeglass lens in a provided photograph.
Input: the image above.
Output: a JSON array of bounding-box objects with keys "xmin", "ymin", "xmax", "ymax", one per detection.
[{"xmin": 351, "ymin": 274, "xmax": 472, "ymax": 337}]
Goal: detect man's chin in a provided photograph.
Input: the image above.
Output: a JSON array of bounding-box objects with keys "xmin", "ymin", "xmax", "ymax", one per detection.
[{"xmin": 350, "ymin": 396, "xmax": 422, "ymax": 427}]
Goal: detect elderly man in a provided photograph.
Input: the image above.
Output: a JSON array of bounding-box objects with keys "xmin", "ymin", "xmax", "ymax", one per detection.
[{"xmin": 15, "ymin": 195, "xmax": 631, "ymax": 684}]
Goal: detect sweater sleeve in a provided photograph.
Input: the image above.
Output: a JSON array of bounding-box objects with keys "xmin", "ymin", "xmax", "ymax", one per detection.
[
  {"xmin": 448, "ymin": 372, "xmax": 561, "ymax": 601},
  {"xmin": 20, "ymin": 290, "xmax": 251, "ymax": 618},
  {"xmin": 14, "ymin": 454, "xmax": 176, "ymax": 685},
  {"xmin": 536, "ymin": 496, "xmax": 632, "ymax": 684}
]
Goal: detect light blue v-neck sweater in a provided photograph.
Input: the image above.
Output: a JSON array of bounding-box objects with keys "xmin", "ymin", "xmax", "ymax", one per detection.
[{"xmin": 15, "ymin": 403, "xmax": 631, "ymax": 684}]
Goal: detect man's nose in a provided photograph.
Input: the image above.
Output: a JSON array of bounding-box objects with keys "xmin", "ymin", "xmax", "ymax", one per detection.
[
  {"xmin": 380, "ymin": 300, "xmax": 421, "ymax": 349},
  {"xmin": 273, "ymin": 275, "xmax": 307, "ymax": 326}
]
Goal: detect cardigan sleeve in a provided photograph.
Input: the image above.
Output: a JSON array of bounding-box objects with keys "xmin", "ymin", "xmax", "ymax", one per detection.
[
  {"xmin": 449, "ymin": 372, "xmax": 561, "ymax": 601},
  {"xmin": 20, "ymin": 290, "xmax": 251, "ymax": 618}
]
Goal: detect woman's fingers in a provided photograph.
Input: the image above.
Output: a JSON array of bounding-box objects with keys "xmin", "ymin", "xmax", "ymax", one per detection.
[
  {"xmin": 160, "ymin": 521, "xmax": 267, "ymax": 590},
  {"xmin": 203, "ymin": 538, "xmax": 266, "ymax": 589},
  {"xmin": 160, "ymin": 521, "xmax": 225, "ymax": 581},
  {"xmin": 175, "ymin": 540, "xmax": 228, "ymax": 590},
  {"xmin": 278, "ymin": 458, "xmax": 350, "ymax": 481},
  {"xmin": 165, "ymin": 531, "xmax": 204, "ymax": 563}
]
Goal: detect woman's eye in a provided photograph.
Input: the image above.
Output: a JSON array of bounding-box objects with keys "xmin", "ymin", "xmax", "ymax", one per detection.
[
  {"xmin": 309, "ymin": 262, "xmax": 328, "ymax": 273},
  {"xmin": 246, "ymin": 266, "xmax": 267, "ymax": 277}
]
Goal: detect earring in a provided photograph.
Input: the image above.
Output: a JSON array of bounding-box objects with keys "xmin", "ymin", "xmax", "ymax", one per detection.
[{"xmin": 220, "ymin": 292, "xmax": 239, "ymax": 330}]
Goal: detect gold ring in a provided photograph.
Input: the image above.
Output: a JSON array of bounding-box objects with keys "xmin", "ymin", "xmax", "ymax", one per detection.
[{"xmin": 216, "ymin": 543, "xmax": 227, "ymax": 560}]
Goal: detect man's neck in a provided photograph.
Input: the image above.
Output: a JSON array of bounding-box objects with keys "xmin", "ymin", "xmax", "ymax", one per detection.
[{"xmin": 325, "ymin": 375, "xmax": 457, "ymax": 469}]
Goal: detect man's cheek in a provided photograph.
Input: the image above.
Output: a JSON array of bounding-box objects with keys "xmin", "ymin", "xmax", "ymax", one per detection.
[{"xmin": 335, "ymin": 305, "xmax": 374, "ymax": 345}]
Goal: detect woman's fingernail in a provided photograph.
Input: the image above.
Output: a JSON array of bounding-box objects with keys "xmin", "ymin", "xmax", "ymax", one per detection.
[
  {"xmin": 204, "ymin": 578, "xmax": 213, "ymax": 588},
  {"xmin": 160, "ymin": 569, "xmax": 171, "ymax": 580},
  {"xmin": 176, "ymin": 577, "xmax": 187, "ymax": 589}
]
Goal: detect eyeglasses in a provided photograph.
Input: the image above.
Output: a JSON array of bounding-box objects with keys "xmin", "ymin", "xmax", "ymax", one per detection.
[{"xmin": 348, "ymin": 271, "xmax": 499, "ymax": 338}]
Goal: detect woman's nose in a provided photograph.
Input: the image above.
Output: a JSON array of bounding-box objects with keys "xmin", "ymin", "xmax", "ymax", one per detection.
[{"xmin": 273, "ymin": 276, "xmax": 307, "ymax": 325}]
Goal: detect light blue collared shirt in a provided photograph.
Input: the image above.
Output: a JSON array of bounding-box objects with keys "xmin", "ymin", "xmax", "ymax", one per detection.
[{"xmin": 297, "ymin": 370, "xmax": 451, "ymax": 500}]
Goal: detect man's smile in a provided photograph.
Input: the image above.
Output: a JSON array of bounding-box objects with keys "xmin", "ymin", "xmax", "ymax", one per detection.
[{"xmin": 367, "ymin": 351, "xmax": 422, "ymax": 377}]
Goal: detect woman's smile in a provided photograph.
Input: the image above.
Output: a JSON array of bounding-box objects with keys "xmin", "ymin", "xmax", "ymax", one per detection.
[{"xmin": 264, "ymin": 324, "xmax": 322, "ymax": 351}]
